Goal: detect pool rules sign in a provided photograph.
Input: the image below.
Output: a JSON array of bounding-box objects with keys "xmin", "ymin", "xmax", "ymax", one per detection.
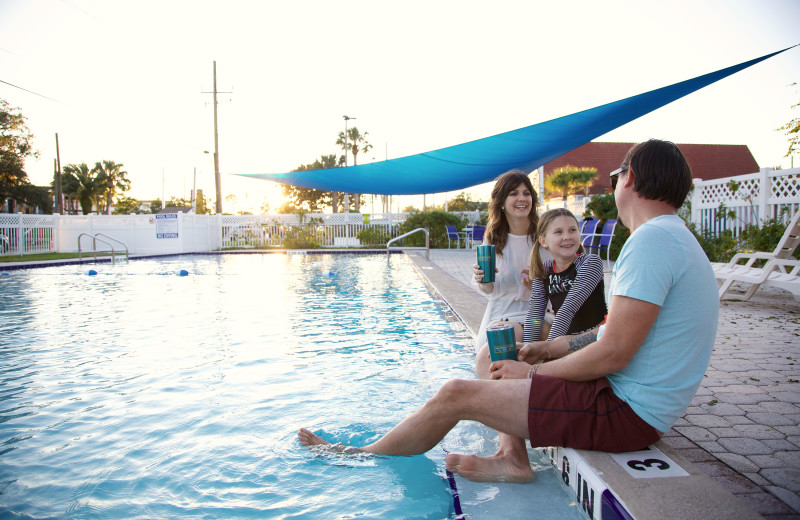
[{"xmin": 155, "ymin": 214, "xmax": 179, "ymax": 239}]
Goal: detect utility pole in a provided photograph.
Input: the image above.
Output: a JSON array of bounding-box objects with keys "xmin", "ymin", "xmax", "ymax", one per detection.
[
  {"xmin": 212, "ymin": 61, "xmax": 222, "ymax": 214},
  {"xmin": 343, "ymin": 115, "xmax": 355, "ymax": 213},
  {"xmin": 202, "ymin": 61, "xmax": 231, "ymax": 214},
  {"xmin": 54, "ymin": 133, "xmax": 63, "ymax": 214}
]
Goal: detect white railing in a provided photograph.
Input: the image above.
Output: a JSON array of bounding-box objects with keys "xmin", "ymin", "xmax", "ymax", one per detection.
[{"xmin": 691, "ymin": 167, "xmax": 800, "ymax": 237}]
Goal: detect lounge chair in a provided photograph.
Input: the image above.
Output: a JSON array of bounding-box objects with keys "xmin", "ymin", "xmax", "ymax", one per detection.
[{"xmin": 714, "ymin": 210, "xmax": 800, "ymax": 300}]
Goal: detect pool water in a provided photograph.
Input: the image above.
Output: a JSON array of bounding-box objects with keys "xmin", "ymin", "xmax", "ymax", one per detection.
[{"xmin": 0, "ymin": 254, "xmax": 584, "ymax": 519}]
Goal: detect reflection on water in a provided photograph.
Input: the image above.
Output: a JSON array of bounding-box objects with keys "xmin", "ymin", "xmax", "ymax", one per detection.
[{"xmin": 0, "ymin": 254, "xmax": 473, "ymax": 519}]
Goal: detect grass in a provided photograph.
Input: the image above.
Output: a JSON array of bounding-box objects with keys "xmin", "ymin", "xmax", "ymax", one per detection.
[{"xmin": 0, "ymin": 252, "xmax": 111, "ymax": 263}]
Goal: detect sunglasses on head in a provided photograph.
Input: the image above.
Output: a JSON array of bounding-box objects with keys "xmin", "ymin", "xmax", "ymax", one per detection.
[{"xmin": 609, "ymin": 166, "xmax": 627, "ymax": 190}]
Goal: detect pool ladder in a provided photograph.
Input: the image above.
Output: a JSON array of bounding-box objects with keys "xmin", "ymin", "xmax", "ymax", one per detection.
[
  {"xmin": 78, "ymin": 233, "xmax": 129, "ymax": 264},
  {"xmin": 386, "ymin": 227, "xmax": 429, "ymax": 260}
]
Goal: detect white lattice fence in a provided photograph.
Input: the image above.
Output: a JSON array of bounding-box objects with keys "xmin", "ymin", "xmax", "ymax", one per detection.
[
  {"xmin": 691, "ymin": 167, "xmax": 800, "ymax": 237},
  {"xmin": 0, "ymin": 214, "xmax": 56, "ymax": 255}
]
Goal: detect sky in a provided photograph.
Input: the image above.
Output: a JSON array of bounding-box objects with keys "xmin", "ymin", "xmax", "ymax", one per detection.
[{"xmin": 1, "ymin": 0, "xmax": 799, "ymax": 213}]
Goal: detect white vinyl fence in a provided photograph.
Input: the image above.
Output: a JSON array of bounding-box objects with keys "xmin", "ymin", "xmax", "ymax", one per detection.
[
  {"xmin": 690, "ymin": 167, "xmax": 800, "ymax": 237},
  {"xmin": 0, "ymin": 211, "xmax": 485, "ymax": 257}
]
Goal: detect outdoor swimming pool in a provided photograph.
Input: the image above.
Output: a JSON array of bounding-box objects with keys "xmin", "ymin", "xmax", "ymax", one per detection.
[{"xmin": 0, "ymin": 253, "xmax": 584, "ymax": 519}]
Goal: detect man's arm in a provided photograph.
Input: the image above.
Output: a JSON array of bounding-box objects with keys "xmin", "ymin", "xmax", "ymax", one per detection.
[{"xmin": 535, "ymin": 295, "xmax": 660, "ymax": 381}]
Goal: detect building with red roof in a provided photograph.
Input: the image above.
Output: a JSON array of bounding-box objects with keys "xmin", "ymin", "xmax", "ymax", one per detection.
[{"xmin": 542, "ymin": 142, "xmax": 760, "ymax": 196}]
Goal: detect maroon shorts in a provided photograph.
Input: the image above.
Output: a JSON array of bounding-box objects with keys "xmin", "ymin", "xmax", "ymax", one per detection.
[{"xmin": 527, "ymin": 374, "xmax": 661, "ymax": 453}]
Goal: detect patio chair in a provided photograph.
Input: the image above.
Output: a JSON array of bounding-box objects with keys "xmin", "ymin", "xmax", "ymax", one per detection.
[
  {"xmin": 445, "ymin": 225, "xmax": 464, "ymax": 249},
  {"xmin": 471, "ymin": 225, "xmax": 486, "ymax": 248},
  {"xmin": 593, "ymin": 220, "xmax": 617, "ymax": 270},
  {"xmin": 715, "ymin": 210, "xmax": 800, "ymax": 300},
  {"xmin": 580, "ymin": 219, "xmax": 600, "ymax": 250}
]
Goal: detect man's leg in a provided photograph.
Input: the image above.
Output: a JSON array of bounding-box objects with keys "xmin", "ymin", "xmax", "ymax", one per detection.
[
  {"xmin": 471, "ymin": 331, "xmax": 535, "ymax": 482},
  {"xmin": 298, "ymin": 378, "xmax": 531, "ymax": 464}
]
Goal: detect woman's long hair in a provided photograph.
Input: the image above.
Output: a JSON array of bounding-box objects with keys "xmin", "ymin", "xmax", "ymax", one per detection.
[
  {"xmin": 530, "ymin": 208, "xmax": 584, "ymax": 281},
  {"xmin": 485, "ymin": 169, "xmax": 539, "ymax": 255}
]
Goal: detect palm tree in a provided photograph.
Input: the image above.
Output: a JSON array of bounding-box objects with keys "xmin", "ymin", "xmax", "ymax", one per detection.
[
  {"xmin": 62, "ymin": 163, "xmax": 102, "ymax": 214},
  {"xmin": 545, "ymin": 165, "xmax": 598, "ymax": 200},
  {"xmin": 336, "ymin": 127, "xmax": 372, "ymax": 212},
  {"xmin": 93, "ymin": 160, "xmax": 130, "ymax": 214}
]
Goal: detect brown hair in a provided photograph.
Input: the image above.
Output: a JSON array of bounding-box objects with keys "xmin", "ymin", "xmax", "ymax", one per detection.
[
  {"xmin": 530, "ymin": 208, "xmax": 584, "ymax": 280},
  {"xmin": 484, "ymin": 169, "xmax": 539, "ymax": 255}
]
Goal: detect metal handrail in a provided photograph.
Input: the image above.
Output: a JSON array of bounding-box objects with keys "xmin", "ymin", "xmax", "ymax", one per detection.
[
  {"xmin": 77, "ymin": 233, "xmax": 129, "ymax": 264},
  {"xmin": 386, "ymin": 227, "xmax": 429, "ymax": 260},
  {"xmin": 95, "ymin": 233, "xmax": 129, "ymax": 263}
]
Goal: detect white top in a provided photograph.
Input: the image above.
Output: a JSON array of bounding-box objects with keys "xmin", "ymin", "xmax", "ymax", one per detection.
[{"xmin": 474, "ymin": 233, "xmax": 535, "ymax": 347}]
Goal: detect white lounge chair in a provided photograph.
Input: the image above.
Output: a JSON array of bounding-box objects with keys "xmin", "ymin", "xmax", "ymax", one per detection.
[{"xmin": 715, "ymin": 210, "xmax": 800, "ymax": 300}]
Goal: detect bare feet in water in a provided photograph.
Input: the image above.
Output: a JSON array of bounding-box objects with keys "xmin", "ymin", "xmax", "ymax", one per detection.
[
  {"xmin": 445, "ymin": 452, "xmax": 536, "ymax": 483},
  {"xmin": 297, "ymin": 428, "xmax": 363, "ymax": 455}
]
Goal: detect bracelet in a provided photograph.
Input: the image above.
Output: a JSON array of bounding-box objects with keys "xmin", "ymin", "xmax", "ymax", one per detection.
[
  {"xmin": 528, "ymin": 362, "xmax": 542, "ymax": 378},
  {"xmin": 546, "ymin": 340, "xmax": 552, "ymax": 360}
]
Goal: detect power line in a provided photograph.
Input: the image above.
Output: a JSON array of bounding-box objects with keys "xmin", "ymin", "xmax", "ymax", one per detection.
[{"xmin": 0, "ymin": 79, "xmax": 63, "ymax": 103}]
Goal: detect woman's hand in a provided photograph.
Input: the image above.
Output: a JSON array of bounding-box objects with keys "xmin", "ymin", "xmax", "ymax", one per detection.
[
  {"xmin": 473, "ymin": 263, "xmax": 494, "ymax": 293},
  {"xmin": 517, "ymin": 341, "xmax": 549, "ymax": 364},
  {"xmin": 520, "ymin": 267, "xmax": 532, "ymax": 290},
  {"xmin": 488, "ymin": 359, "xmax": 532, "ymax": 380}
]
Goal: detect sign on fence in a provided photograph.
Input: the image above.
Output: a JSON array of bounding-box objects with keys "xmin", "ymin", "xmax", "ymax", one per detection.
[{"xmin": 155, "ymin": 214, "xmax": 179, "ymax": 239}]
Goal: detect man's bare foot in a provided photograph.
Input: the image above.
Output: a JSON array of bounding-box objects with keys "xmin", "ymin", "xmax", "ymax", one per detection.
[
  {"xmin": 297, "ymin": 428, "xmax": 363, "ymax": 455},
  {"xmin": 445, "ymin": 452, "xmax": 536, "ymax": 483}
]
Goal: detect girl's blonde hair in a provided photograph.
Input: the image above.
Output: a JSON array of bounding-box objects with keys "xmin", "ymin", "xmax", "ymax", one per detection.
[
  {"xmin": 485, "ymin": 169, "xmax": 539, "ymax": 255},
  {"xmin": 530, "ymin": 208, "xmax": 585, "ymax": 280}
]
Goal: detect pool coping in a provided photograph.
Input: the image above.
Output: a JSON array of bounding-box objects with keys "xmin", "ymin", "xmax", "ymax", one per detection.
[{"xmin": 404, "ymin": 250, "xmax": 764, "ymax": 520}]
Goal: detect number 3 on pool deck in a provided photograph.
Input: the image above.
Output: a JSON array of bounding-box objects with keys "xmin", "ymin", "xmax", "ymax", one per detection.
[{"xmin": 627, "ymin": 458, "xmax": 670, "ymax": 472}]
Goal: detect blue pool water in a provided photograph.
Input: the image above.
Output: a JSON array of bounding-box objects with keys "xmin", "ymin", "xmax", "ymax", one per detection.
[{"xmin": 0, "ymin": 253, "xmax": 584, "ymax": 519}]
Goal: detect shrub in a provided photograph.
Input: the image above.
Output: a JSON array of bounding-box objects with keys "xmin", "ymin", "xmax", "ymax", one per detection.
[
  {"xmin": 584, "ymin": 193, "xmax": 618, "ymax": 221},
  {"xmin": 356, "ymin": 227, "xmax": 391, "ymax": 246},
  {"xmin": 399, "ymin": 210, "xmax": 465, "ymax": 248}
]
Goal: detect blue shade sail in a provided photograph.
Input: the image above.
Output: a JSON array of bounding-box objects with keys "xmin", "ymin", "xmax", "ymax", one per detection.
[{"xmin": 238, "ymin": 46, "xmax": 795, "ymax": 195}]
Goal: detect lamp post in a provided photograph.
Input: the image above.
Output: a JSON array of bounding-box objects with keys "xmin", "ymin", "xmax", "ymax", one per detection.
[{"xmin": 343, "ymin": 115, "xmax": 355, "ymax": 213}]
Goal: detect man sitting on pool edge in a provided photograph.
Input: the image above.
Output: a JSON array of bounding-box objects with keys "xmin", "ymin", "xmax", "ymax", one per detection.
[{"xmin": 298, "ymin": 139, "xmax": 719, "ymax": 483}]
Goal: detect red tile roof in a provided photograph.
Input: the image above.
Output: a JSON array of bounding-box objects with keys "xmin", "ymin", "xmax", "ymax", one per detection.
[{"xmin": 542, "ymin": 142, "xmax": 760, "ymax": 195}]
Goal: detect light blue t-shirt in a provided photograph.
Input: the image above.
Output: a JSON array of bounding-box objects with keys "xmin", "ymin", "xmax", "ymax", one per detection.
[{"xmin": 600, "ymin": 214, "xmax": 718, "ymax": 433}]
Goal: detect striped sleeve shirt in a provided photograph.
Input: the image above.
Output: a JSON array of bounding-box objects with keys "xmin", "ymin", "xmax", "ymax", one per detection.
[{"xmin": 522, "ymin": 253, "xmax": 607, "ymax": 342}]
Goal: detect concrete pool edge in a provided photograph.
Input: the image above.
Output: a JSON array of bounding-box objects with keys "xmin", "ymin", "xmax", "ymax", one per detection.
[{"xmin": 404, "ymin": 250, "xmax": 764, "ymax": 520}]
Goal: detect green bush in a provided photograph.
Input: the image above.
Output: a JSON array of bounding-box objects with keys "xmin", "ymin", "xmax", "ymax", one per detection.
[
  {"xmin": 584, "ymin": 193, "xmax": 618, "ymax": 221},
  {"xmin": 688, "ymin": 225, "xmax": 738, "ymax": 263},
  {"xmin": 399, "ymin": 210, "xmax": 465, "ymax": 248},
  {"xmin": 356, "ymin": 227, "xmax": 391, "ymax": 246}
]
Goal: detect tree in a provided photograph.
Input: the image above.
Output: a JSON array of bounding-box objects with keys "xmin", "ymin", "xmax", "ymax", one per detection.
[
  {"xmin": 0, "ymin": 98, "xmax": 40, "ymax": 208},
  {"xmin": 93, "ymin": 160, "xmax": 130, "ymax": 214},
  {"xmin": 113, "ymin": 196, "xmax": 143, "ymax": 214},
  {"xmin": 336, "ymin": 127, "xmax": 371, "ymax": 212},
  {"xmin": 545, "ymin": 165, "xmax": 597, "ymax": 199},
  {"xmin": 62, "ymin": 163, "xmax": 102, "ymax": 214},
  {"xmin": 447, "ymin": 191, "xmax": 488, "ymax": 211},
  {"xmin": 150, "ymin": 199, "xmax": 163, "ymax": 214},
  {"xmin": 778, "ymin": 82, "xmax": 799, "ymax": 159},
  {"xmin": 283, "ymin": 154, "xmax": 340, "ymax": 212}
]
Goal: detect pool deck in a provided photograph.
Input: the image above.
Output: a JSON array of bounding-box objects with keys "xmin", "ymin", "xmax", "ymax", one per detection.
[{"xmin": 408, "ymin": 248, "xmax": 800, "ymax": 520}]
